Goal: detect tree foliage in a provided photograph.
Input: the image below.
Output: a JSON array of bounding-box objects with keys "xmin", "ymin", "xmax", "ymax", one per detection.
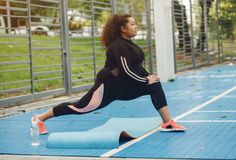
[{"xmin": 210, "ymin": 0, "xmax": 236, "ymax": 39}]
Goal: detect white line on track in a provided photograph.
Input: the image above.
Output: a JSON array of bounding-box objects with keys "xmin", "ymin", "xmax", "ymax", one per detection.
[
  {"xmin": 177, "ymin": 120, "xmax": 236, "ymax": 123},
  {"xmin": 196, "ymin": 110, "xmax": 236, "ymax": 113},
  {"xmin": 100, "ymin": 85, "xmax": 236, "ymax": 158}
]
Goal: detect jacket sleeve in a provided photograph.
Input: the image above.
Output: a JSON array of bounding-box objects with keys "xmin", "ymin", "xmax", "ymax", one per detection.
[{"xmin": 112, "ymin": 41, "xmax": 148, "ymax": 84}]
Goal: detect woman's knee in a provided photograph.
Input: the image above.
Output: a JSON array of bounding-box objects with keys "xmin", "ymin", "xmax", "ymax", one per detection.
[
  {"xmin": 148, "ymin": 82, "xmax": 164, "ymax": 93},
  {"xmin": 52, "ymin": 102, "xmax": 75, "ymax": 116}
]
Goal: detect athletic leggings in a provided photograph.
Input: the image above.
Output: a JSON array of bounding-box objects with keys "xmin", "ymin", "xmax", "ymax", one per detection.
[{"xmin": 53, "ymin": 73, "xmax": 167, "ymax": 116}]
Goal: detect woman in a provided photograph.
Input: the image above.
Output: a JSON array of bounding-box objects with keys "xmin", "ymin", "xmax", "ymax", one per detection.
[{"xmin": 32, "ymin": 14, "xmax": 186, "ymax": 134}]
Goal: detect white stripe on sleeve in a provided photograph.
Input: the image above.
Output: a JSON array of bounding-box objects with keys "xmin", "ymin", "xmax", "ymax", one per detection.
[{"xmin": 120, "ymin": 56, "xmax": 146, "ymax": 83}]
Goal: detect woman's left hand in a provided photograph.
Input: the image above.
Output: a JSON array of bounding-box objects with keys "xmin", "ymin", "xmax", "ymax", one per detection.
[
  {"xmin": 151, "ymin": 75, "xmax": 160, "ymax": 82},
  {"xmin": 146, "ymin": 75, "xmax": 160, "ymax": 85}
]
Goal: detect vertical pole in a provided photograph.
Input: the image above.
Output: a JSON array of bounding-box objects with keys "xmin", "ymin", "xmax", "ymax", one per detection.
[
  {"xmin": 216, "ymin": 0, "xmax": 221, "ymax": 63},
  {"xmin": 111, "ymin": 0, "xmax": 116, "ymax": 14},
  {"xmin": 199, "ymin": 2, "xmax": 203, "ymax": 56},
  {"xmin": 60, "ymin": 0, "xmax": 72, "ymax": 95},
  {"xmin": 6, "ymin": 1, "xmax": 11, "ymax": 34},
  {"xmin": 130, "ymin": 0, "xmax": 134, "ymax": 15},
  {"xmin": 146, "ymin": 0, "xmax": 153, "ymax": 74},
  {"xmin": 180, "ymin": 0, "xmax": 185, "ymax": 55},
  {"xmin": 171, "ymin": 0, "xmax": 177, "ymax": 73},
  {"xmin": 219, "ymin": 0, "xmax": 224, "ymax": 61},
  {"xmin": 189, "ymin": 0, "xmax": 195, "ymax": 68},
  {"xmin": 204, "ymin": 0, "xmax": 209, "ymax": 64},
  {"xmin": 91, "ymin": 0, "xmax": 96, "ymax": 80},
  {"xmin": 154, "ymin": 0, "xmax": 175, "ymax": 82},
  {"xmin": 28, "ymin": 0, "xmax": 34, "ymax": 94}
]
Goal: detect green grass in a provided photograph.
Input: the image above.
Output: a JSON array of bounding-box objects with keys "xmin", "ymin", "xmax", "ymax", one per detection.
[
  {"xmin": 0, "ymin": 36, "xmax": 61, "ymax": 97},
  {"xmin": 0, "ymin": 35, "xmax": 150, "ymax": 98}
]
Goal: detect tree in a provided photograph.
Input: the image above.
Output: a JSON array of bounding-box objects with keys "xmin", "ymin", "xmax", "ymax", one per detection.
[
  {"xmin": 0, "ymin": 0, "xmax": 59, "ymax": 32},
  {"xmin": 68, "ymin": 0, "xmax": 148, "ymax": 27},
  {"xmin": 209, "ymin": 0, "xmax": 236, "ymax": 40}
]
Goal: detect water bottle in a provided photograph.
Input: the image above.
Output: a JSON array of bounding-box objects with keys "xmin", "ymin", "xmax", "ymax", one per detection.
[{"xmin": 30, "ymin": 126, "xmax": 40, "ymax": 146}]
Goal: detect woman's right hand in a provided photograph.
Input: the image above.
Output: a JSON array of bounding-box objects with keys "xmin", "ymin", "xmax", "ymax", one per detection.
[{"xmin": 146, "ymin": 75, "xmax": 160, "ymax": 85}]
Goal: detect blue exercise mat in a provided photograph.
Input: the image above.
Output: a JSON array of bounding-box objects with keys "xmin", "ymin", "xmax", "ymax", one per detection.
[{"xmin": 47, "ymin": 117, "xmax": 161, "ymax": 149}]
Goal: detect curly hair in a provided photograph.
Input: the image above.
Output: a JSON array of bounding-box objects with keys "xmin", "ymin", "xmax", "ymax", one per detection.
[{"xmin": 101, "ymin": 14, "xmax": 132, "ymax": 48}]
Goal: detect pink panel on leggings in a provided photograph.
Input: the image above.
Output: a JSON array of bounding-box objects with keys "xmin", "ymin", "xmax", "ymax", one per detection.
[{"xmin": 67, "ymin": 84, "xmax": 104, "ymax": 113}]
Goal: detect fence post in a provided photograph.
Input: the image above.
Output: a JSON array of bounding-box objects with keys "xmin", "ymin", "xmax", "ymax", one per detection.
[
  {"xmin": 90, "ymin": 0, "xmax": 97, "ymax": 80},
  {"xmin": 216, "ymin": 0, "xmax": 221, "ymax": 63},
  {"xmin": 189, "ymin": 0, "xmax": 195, "ymax": 68},
  {"xmin": 28, "ymin": 0, "xmax": 34, "ymax": 94},
  {"xmin": 171, "ymin": 0, "xmax": 177, "ymax": 73},
  {"xmin": 111, "ymin": 0, "xmax": 116, "ymax": 14},
  {"xmin": 204, "ymin": 0, "xmax": 209, "ymax": 64},
  {"xmin": 60, "ymin": 0, "xmax": 72, "ymax": 95},
  {"xmin": 6, "ymin": 1, "xmax": 11, "ymax": 34},
  {"xmin": 146, "ymin": 0, "xmax": 153, "ymax": 74},
  {"xmin": 180, "ymin": 0, "xmax": 185, "ymax": 56}
]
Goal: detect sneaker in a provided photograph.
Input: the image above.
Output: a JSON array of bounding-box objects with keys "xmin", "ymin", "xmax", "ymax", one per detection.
[
  {"xmin": 31, "ymin": 114, "xmax": 48, "ymax": 134},
  {"xmin": 159, "ymin": 120, "xmax": 186, "ymax": 132}
]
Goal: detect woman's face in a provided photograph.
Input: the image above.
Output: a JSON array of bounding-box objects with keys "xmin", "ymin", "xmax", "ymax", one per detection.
[{"xmin": 121, "ymin": 17, "xmax": 137, "ymax": 38}]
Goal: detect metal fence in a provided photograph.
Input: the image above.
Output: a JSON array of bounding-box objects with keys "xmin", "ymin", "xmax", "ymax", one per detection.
[
  {"xmin": 172, "ymin": 0, "xmax": 236, "ymax": 72},
  {"xmin": 0, "ymin": 0, "xmax": 155, "ymax": 107},
  {"xmin": 173, "ymin": 0, "xmax": 218, "ymax": 71},
  {"xmin": 0, "ymin": 0, "xmax": 235, "ymax": 107}
]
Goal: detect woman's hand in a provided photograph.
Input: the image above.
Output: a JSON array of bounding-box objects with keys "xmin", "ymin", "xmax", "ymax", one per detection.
[{"xmin": 146, "ymin": 75, "xmax": 160, "ymax": 85}]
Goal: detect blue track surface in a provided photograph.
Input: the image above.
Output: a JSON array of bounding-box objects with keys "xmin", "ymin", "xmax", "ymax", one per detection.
[{"xmin": 0, "ymin": 64, "xmax": 236, "ymax": 159}]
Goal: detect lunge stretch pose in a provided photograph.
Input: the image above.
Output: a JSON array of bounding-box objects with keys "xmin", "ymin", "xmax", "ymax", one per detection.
[{"xmin": 31, "ymin": 14, "xmax": 186, "ymax": 134}]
